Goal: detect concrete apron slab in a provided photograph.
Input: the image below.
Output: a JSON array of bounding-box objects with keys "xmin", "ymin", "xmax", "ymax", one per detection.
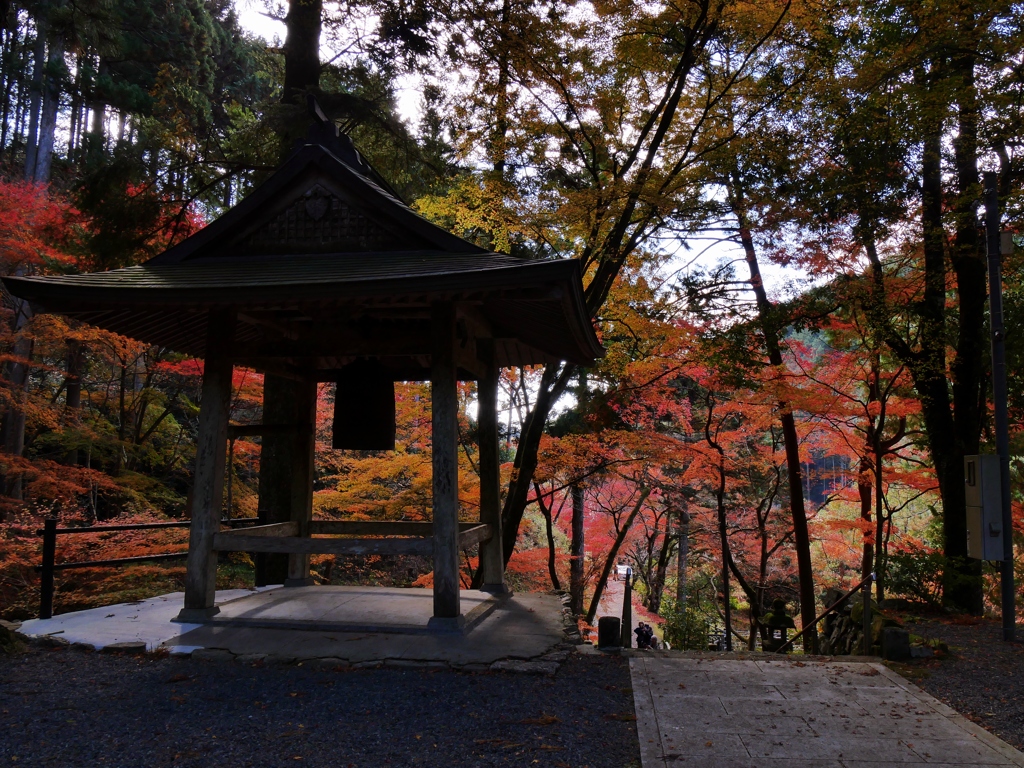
[
  {"xmin": 193, "ymin": 585, "xmax": 501, "ymax": 635},
  {"xmin": 18, "ymin": 587, "xmax": 572, "ymax": 670},
  {"xmin": 165, "ymin": 591, "xmax": 567, "ymax": 667},
  {"xmin": 16, "ymin": 588, "xmax": 275, "ymax": 651},
  {"xmin": 630, "ymin": 653, "xmax": 1024, "ymax": 768}
]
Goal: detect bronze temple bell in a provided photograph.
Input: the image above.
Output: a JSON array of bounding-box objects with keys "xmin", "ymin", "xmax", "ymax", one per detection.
[{"xmin": 332, "ymin": 359, "xmax": 396, "ymax": 451}]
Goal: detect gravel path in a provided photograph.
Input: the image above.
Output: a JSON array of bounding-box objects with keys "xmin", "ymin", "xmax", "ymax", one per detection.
[
  {"xmin": 0, "ymin": 645, "xmax": 640, "ymax": 768},
  {"xmin": 902, "ymin": 617, "xmax": 1024, "ymax": 750}
]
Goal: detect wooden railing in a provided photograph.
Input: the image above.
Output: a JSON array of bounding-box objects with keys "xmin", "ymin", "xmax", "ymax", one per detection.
[
  {"xmin": 35, "ymin": 518, "xmax": 493, "ymax": 620},
  {"xmin": 35, "ymin": 517, "xmax": 259, "ymax": 620}
]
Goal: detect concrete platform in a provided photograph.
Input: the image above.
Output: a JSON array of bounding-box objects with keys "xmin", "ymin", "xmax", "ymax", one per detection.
[
  {"xmin": 17, "ymin": 587, "xmax": 272, "ymax": 652},
  {"xmin": 198, "ymin": 584, "xmax": 500, "ymax": 634},
  {"xmin": 16, "ymin": 586, "xmax": 570, "ymax": 668},
  {"xmin": 631, "ymin": 653, "xmax": 1024, "ymax": 768}
]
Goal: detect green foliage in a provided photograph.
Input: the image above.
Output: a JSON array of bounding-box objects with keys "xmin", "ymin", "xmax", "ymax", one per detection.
[
  {"xmin": 885, "ymin": 544, "xmax": 946, "ymax": 609},
  {"xmin": 659, "ymin": 598, "xmax": 711, "ymax": 651}
]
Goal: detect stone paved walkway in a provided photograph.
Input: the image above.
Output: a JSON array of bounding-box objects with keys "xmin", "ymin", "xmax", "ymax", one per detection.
[{"xmin": 630, "ymin": 653, "xmax": 1024, "ymax": 767}]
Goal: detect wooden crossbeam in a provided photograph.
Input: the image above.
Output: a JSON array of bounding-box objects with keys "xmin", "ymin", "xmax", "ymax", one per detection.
[
  {"xmin": 209, "ymin": 523, "xmax": 492, "ymax": 557},
  {"xmin": 218, "ymin": 521, "xmax": 298, "ymax": 537},
  {"xmin": 211, "ymin": 533, "xmax": 434, "ymax": 556},
  {"xmin": 226, "ymin": 423, "xmax": 302, "ymax": 439},
  {"xmin": 308, "ymin": 521, "xmax": 486, "ymax": 536},
  {"xmin": 457, "ymin": 523, "xmax": 492, "ymax": 548}
]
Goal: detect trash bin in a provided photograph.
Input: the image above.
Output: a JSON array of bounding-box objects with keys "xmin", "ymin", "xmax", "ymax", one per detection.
[{"xmin": 598, "ymin": 616, "xmax": 622, "ymax": 649}]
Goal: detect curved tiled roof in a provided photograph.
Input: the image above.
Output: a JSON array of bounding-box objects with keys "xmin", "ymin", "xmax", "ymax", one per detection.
[{"xmin": 3, "ymin": 137, "xmax": 603, "ymax": 374}]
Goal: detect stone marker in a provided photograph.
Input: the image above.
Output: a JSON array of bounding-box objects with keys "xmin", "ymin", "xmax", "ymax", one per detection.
[
  {"xmin": 882, "ymin": 626, "xmax": 911, "ymax": 660},
  {"xmin": 598, "ymin": 616, "xmax": 621, "ymax": 648}
]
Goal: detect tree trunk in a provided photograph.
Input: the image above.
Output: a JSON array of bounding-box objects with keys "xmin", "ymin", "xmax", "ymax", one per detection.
[
  {"xmin": 858, "ymin": 454, "xmax": 873, "ymax": 581},
  {"xmin": 499, "ymin": 363, "xmax": 574, "ymax": 567},
  {"xmin": 943, "ymin": 45, "xmax": 985, "ymax": 613},
  {"xmin": 84, "ymin": 57, "xmax": 107, "ymax": 162},
  {"xmin": 3, "ymin": 335, "xmax": 32, "ymax": 500},
  {"xmin": 729, "ymin": 188, "xmax": 818, "ymax": 653},
  {"xmin": 535, "ymin": 483, "xmax": 561, "ymax": 591},
  {"xmin": 2, "ymin": 290, "xmax": 34, "ymax": 499},
  {"xmin": 33, "ymin": 32, "xmax": 63, "ymax": 183},
  {"xmin": 64, "ymin": 340, "xmax": 83, "ymax": 465},
  {"xmin": 585, "ymin": 485, "xmax": 651, "ymax": 625},
  {"xmin": 676, "ymin": 508, "xmax": 689, "ymax": 610},
  {"xmin": 647, "ymin": 522, "xmax": 673, "ymax": 615},
  {"xmin": 713, "ymin": 451, "xmax": 733, "ymax": 651},
  {"xmin": 115, "ymin": 360, "xmax": 128, "ymax": 475},
  {"xmin": 23, "ymin": 19, "xmax": 44, "ymax": 180},
  {"xmin": 569, "ymin": 481, "xmax": 585, "ymax": 616},
  {"xmin": 283, "ymin": 0, "xmax": 322, "ymax": 101}
]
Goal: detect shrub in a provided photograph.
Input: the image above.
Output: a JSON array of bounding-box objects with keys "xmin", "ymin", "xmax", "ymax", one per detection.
[{"xmin": 885, "ymin": 542, "xmax": 945, "ymax": 608}]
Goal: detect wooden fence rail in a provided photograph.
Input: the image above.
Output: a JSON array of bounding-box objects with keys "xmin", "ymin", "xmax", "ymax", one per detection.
[{"xmin": 35, "ymin": 517, "xmax": 259, "ymax": 620}]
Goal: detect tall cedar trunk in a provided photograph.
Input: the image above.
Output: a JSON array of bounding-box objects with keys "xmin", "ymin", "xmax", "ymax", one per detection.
[
  {"xmin": 945, "ymin": 45, "xmax": 986, "ymax": 612},
  {"xmin": 489, "ymin": 0, "xmax": 511, "ymax": 181},
  {"xmin": 914, "ymin": 60, "xmax": 983, "ymax": 611},
  {"xmin": 84, "ymin": 57, "xmax": 106, "ymax": 162},
  {"xmin": 34, "ymin": 32, "xmax": 62, "ymax": 182},
  {"xmin": 0, "ymin": 25, "xmax": 12, "ymax": 156},
  {"xmin": 67, "ymin": 53, "xmax": 82, "ymax": 159},
  {"xmin": 569, "ymin": 481, "xmax": 585, "ymax": 615},
  {"xmin": 282, "ymin": 0, "xmax": 322, "ymax": 106},
  {"xmin": 730, "ymin": 191, "xmax": 818, "ymax": 653},
  {"xmin": 64, "ymin": 340, "xmax": 83, "ymax": 465},
  {"xmin": 585, "ymin": 486, "xmax": 651, "ymax": 624},
  {"xmin": 255, "ymin": 0, "xmax": 323, "ymax": 585},
  {"xmin": 23, "ymin": 19, "xmax": 44, "ymax": 180},
  {"xmin": 860, "ymin": 54, "xmax": 985, "ymax": 612}
]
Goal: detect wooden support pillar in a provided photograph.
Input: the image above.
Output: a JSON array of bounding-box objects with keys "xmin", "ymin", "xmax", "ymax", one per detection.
[
  {"xmin": 477, "ymin": 339, "xmax": 507, "ymax": 593},
  {"xmin": 256, "ymin": 374, "xmax": 317, "ymax": 587},
  {"xmin": 287, "ymin": 378, "xmax": 317, "ymax": 586},
  {"xmin": 430, "ymin": 302, "xmax": 461, "ymax": 624},
  {"xmin": 177, "ymin": 309, "xmax": 235, "ymax": 622}
]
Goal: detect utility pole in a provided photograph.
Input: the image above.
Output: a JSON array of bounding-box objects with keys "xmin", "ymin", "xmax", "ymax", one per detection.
[{"xmin": 983, "ymin": 171, "xmax": 1015, "ymax": 642}]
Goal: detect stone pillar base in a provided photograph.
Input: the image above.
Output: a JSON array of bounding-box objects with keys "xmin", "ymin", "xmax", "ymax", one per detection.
[
  {"xmin": 427, "ymin": 614, "xmax": 466, "ymax": 632},
  {"xmin": 174, "ymin": 606, "xmax": 220, "ymax": 623},
  {"xmin": 284, "ymin": 576, "xmax": 316, "ymax": 588},
  {"xmin": 479, "ymin": 583, "xmax": 512, "ymax": 595}
]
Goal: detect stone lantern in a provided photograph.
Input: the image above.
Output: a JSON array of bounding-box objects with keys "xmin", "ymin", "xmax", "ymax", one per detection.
[{"xmin": 762, "ymin": 598, "xmax": 797, "ymax": 652}]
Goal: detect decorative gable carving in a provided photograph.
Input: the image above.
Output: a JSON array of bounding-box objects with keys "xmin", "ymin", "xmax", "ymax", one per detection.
[{"xmin": 232, "ymin": 184, "xmax": 413, "ymax": 254}]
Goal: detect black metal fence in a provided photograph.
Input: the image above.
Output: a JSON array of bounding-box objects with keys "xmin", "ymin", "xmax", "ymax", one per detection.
[{"xmin": 35, "ymin": 518, "xmax": 258, "ymax": 619}]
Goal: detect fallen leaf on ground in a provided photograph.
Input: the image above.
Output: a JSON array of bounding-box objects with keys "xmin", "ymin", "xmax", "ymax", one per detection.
[{"xmin": 520, "ymin": 714, "xmax": 560, "ymax": 725}]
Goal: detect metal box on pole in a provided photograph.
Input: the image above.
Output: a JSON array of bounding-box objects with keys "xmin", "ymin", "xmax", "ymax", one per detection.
[{"xmin": 964, "ymin": 455, "xmax": 1004, "ymax": 560}]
